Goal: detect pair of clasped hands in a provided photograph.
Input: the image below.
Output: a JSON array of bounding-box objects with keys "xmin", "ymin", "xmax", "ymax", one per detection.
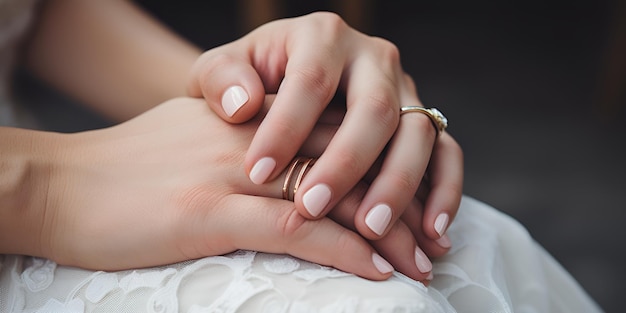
[{"xmin": 37, "ymin": 12, "xmax": 463, "ymax": 283}]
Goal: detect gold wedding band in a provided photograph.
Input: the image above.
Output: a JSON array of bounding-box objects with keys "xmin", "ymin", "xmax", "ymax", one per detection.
[
  {"xmin": 282, "ymin": 157, "xmax": 317, "ymax": 201},
  {"xmin": 400, "ymin": 106, "xmax": 448, "ymax": 136}
]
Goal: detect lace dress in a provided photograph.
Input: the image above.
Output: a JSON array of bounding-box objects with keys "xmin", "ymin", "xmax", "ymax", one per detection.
[{"xmin": 0, "ymin": 1, "xmax": 603, "ymax": 312}]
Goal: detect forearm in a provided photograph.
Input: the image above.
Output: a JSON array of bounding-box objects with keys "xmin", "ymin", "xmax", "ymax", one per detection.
[
  {"xmin": 0, "ymin": 127, "xmax": 60, "ymax": 258},
  {"xmin": 24, "ymin": 0, "xmax": 202, "ymax": 122}
]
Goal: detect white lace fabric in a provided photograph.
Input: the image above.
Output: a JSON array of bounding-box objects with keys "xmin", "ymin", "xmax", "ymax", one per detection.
[{"xmin": 0, "ymin": 197, "xmax": 603, "ymax": 313}]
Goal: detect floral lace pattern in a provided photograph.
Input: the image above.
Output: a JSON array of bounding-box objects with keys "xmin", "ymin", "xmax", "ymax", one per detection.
[
  {"xmin": 0, "ymin": 197, "xmax": 602, "ymax": 313},
  {"xmin": 1, "ymin": 251, "xmax": 440, "ymax": 313}
]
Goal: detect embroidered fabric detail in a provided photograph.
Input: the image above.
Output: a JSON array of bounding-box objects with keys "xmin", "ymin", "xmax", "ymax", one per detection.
[
  {"xmin": 262, "ymin": 256, "xmax": 300, "ymax": 274},
  {"xmin": 85, "ymin": 273, "xmax": 118, "ymax": 303},
  {"xmin": 0, "ymin": 197, "xmax": 603, "ymax": 313},
  {"xmin": 21, "ymin": 258, "xmax": 56, "ymax": 292},
  {"xmin": 35, "ymin": 298, "xmax": 84, "ymax": 313}
]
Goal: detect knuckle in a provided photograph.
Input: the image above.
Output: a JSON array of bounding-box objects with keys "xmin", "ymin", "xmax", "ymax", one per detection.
[
  {"xmin": 362, "ymin": 91, "xmax": 400, "ymax": 132},
  {"xmin": 294, "ymin": 13, "xmax": 348, "ymax": 51},
  {"xmin": 277, "ymin": 209, "xmax": 308, "ymax": 239},
  {"xmin": 386, "ymin": 168, "xmax": 422, "ymax": 195},
  {"xmin": 332, "ymin": 228, "xmax": 359, "ymax": 257},
  {"xmin": 200, "ymin": 52, "xmax": 239, "ymax": 75},
  {"xmin": 333, "ymin": 150, "xmax": 367, "ymax": 180},
  {"xmin": 309, "ymin": 11, "xmax": 347, "ymax": 32},
  {"xmin": 195, "ymin": 53, "xmax": 240, "ymax": 91},
  {"xmin": 371, "ymin": 36, "xmax": 401, "ymax": 65},
  {"xmin": 267, "ymin": 118, "xmax": 304, "ymax": 151},
  {"xmin": 291, "ymin": 65, "xmax": 337, "ymax": 107}
]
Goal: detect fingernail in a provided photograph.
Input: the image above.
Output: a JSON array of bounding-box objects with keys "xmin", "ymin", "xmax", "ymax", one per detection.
[
  {"xmin": 302, "ymin": 184, "xmax": 331, "ymax": 217},
  {"xmin": 434, "ymin": 213, "xmax": 449, "ymax": 237},
  {"xmin": 372, "ymin": 253, "xmax": 394, "ymax": 274},
  {"xmin": 414, "ymin": 247, "xmax": 433, "ymax": 273},
  {"xmin": 365, "ymin": 204, "xmax": 392, "ymax": 236},
  {"xmin": 426, "ymin": 272, "xmax": 434, "ymax": 281},
  {"xmin": 222, "ymin": 85, "xmax": 249, "ymax": 117},
  {"xmin": 435, "ymin": 234, "xmax": 452, "ymax": 249},
  {"xmin": 249, "ymin": 157, "xmax": 276, "ymax": 185}
]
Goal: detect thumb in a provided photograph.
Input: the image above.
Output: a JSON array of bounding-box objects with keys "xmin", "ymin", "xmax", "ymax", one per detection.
[{"xmin": 187, "ymin": 48, "xmax": 266, "ymax": 123}]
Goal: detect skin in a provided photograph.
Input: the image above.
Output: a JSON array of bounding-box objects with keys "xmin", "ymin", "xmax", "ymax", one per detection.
[
  {"xmin": 1, "ymin": 0, "xmax": 463, "ymax": 282},
  {"xmin": 188, "ymin": 12, "xmax": 464, "ymax": 244},
  {"xmin": 0, "ymin": 96, "xmax": 448, "ymax": 281}
]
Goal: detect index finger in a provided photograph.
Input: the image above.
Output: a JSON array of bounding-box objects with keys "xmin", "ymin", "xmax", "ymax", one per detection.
[{"xmin": 243, "ymin": 16, "xmax": 348, "ymax": 185}]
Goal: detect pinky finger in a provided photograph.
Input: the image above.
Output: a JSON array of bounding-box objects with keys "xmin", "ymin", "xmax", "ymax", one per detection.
[{"xmin": 422, "ymin": 132, "xmax": 464, "ymax": 240}]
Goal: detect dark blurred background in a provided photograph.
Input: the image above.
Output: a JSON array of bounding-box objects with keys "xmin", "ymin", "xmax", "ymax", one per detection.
[{"xmin": 15, "ymin": 0, "xmax": 625, "ymax": 312}]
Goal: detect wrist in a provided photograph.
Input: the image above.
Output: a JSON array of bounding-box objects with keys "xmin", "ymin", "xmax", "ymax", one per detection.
[{"xmin": 0, "ymin": 127, "xmax": 66, "ymax": 258}]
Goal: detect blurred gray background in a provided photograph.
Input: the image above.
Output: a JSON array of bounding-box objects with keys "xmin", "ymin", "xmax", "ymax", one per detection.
[{"xmin": 15, "ymin": 1, "xmax": 625, "ymax": 312}]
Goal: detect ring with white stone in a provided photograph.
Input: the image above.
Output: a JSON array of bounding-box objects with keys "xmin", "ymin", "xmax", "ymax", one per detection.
[{"xmin": 400, "ymin": 106, "xmax": 448, "ymax": 136}]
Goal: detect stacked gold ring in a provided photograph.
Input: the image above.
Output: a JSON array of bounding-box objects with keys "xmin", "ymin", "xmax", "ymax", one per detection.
[
  {"xmin": 399, "ymin": 106, "xmax": 448, "ymax": 136},
  {"xmin": 282, "ymin": 157, "xmax": 317, "ymax": 201}
]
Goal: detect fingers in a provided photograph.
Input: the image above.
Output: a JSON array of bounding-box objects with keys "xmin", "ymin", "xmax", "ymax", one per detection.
[
  {"xmin": 191, "ymin": 13, "xmax": 408, "ymax": 224},
  {"xmin": 243, "ymin": 21, "xmax": 347, "ymax": 185},
  {"xmin": 187, "ymin": 46, "xmax": 266, "ymax": 123},
  {"xmin": 421, "ymin": 132, "xmax": 464, "ymax": 240},
  {"xmin": 401, "ymin": 197, "xmax": 452, "ymax": 259},
  {"xmin": 336, "ymin": 71, "xmax": 434, "ymax": 241},
  {"xmin": 214, "ymin": 194, "xmax": 394, "ymax": 281},
  {"xmin": 292, "ymin": 40, "xmax": 403, "ymax": 220},
  {"xmin": 351, "ymin": 101, "xmax": 437, "ymax": 240},
  {"xmin": 327, "ymin": 184, "xmax": 433, "ymax": 282}
]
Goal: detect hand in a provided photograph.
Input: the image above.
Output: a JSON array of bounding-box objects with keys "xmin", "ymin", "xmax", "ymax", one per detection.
[
  {"xmin": 188, "ymin": 13, "xmax": 463, "ymax": 250},
  {"xmin": 34, "ymin": 97, "xmax": 442, "ymax": 282}
]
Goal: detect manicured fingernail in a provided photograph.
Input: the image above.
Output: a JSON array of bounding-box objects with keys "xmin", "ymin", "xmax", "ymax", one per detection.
[
  {"xmin": 434, "ymin": 213, "xmax": 449, "ymax": 237},
  {"xmin": 414, "ymin": 247, "xmax": 432, "ymax": 273},
  {"xmin": 249, "ymin": 157, "xmax": 276, "ymax": 185},
  {"xmin": 426, "ymin": 272, "xmax": 434, "ymax": 281},
  {"xmin": 372, "ymin": 253, "xmax": 394, "ymax": 274},
  {"xmin": 435, "ymin": 234, "xmax": 452, "ymax": 249},
  {"xmin": 221, "ymin": 85, "xmax": 249, "ymax": 117},
  {"xmin": 365, "ymin": 204, "xmax": 392, "ymax": 236},
  {"xmin": 302, "ymin": 184, "xmax": 331, "ymax": 217}
]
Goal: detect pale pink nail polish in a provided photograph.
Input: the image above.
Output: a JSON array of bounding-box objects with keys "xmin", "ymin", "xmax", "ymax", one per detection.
[
  {"xmin": 249, "ymin": 157, "xmax": 276, "ymax": 185},
  {"xmin": 365, "ymin": 204, "xmax": 392, "ymax": 236},
  {"xmin": 435, "ymin": 234, "xmax": 452, "ymax": 249},
  {"xmin": 372, "ymin": 253, "xmax": 394, "ymax": 274},
  {"xmin": 302, "ymin": 184, "xmax": 331, "ymax": 217},
  {"xmin": 434, "ymin": 213, "xmax": 449, "ymax": 237},
  {"xmin": 414, "ymin": 247, "xmax": 433, "ymax": 273},
  {"xmin": 221, "ymin": 85, "xmax": 249, "ymax": 117}
]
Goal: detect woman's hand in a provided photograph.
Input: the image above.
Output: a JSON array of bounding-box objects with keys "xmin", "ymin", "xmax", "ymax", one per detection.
[
  {"xmin": 31, "ymin": 97, "xmax": 444, "ymax": 282},
  {"xmin": 188, "ymin": 12, "xmax": 463, "ymax": 248}
]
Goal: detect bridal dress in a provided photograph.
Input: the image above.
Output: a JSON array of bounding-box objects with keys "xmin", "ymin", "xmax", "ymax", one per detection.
[{"xmin": 0, "ymin": 0, "xmax": 603, "ymax": 312}]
